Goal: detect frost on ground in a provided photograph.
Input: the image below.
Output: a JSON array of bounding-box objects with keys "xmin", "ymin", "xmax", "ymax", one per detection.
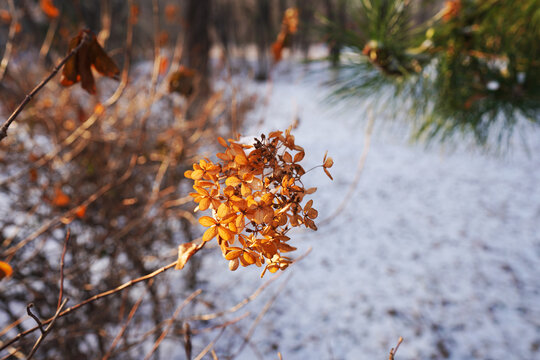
[{"xmin": 195, "ymin": 62, "xmax": 540, "ymax": 360}]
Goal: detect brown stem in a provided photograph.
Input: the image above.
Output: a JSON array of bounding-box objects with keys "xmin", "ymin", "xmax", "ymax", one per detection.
[
  {"xmin": 143, "ymin": 289, "xmax": 202, "ymax": 360},
  {"xmin": 58, "ymin": 229, "xmax": 71, "ymax": 309},
  {"xmin": 101, "ymin": 279, "xmax": 152, "ymax": 360},
  {"xmin": 26, "ymin": 304, "xmax": 44, "ymax": 335},
  {"xmin": 26, "ymin": 298, "xmax": 68, "ymax": 360},
  {"xmin": 0, "ymin": 0, "xmax": 17, "ymax": 82}
]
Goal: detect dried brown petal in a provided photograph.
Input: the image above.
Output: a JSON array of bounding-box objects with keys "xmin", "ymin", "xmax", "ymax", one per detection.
[
  {"xmin": 324, "ymin": 167, "xmax": 334, "ymax": 181},
  {"xmin": 293, "ymin": 151, "xmax": 305, "ymax": 162},
  {"xmin": 224, "ymin": 248, "xmax": 243, "ymax": 260}
]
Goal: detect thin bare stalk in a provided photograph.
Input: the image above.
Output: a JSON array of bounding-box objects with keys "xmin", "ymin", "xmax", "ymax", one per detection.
[
  {"xmin": 389, "ymin": 337, "xmax": 404, "ymax": 360},
  {"xmin": 101, "ymin": 280, "xmax": 152, "ymax": 360},
  {"xmin": 26, "ymin": 298, "xmax": 68, "ymax": 360},
  {"xmin": 39, "ymin": 15, "xmax": 60, "ymax": 61},
  {"xmin": 97, "ymin": 0, "xmax": 111, "ymax": 46},
  {"xmin": 143, "ymin": 289, "xmax": 202, "ymax": 360},
  {"xmin": 57, "ymin": 229, "xmax": 70, "ymax": 309},
  {"xmin": 319, "ymin": 108, "xmax": 375, "ymax": 226},
  {"xmin": 103, "ymin": 0, "xmax": 133, "ymax": 107},
  {"xmin": 0, "ymin": 0, "xmax": 17, "ymax": 82}
]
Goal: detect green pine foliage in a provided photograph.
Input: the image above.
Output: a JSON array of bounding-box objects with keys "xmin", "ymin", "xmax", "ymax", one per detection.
[{"xmin": 331, "ymin": 0, "xmax": 540, "ymax": 144}]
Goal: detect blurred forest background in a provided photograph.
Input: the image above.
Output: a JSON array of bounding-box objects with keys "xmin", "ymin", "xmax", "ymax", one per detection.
[{"xmin": 0, "ymin": 0, "xmax": 538, "ymax": 359}]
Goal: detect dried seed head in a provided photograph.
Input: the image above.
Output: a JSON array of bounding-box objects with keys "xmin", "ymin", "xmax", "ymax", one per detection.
[{"xmin": 183, "ymin": 127, "xmax": 332, "ymax": 276}]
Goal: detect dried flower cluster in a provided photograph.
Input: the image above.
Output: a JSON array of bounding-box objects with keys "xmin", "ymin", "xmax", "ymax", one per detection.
[{"xmin": 185, "ymin": 128, "xmax": 333, "ymax": 277}]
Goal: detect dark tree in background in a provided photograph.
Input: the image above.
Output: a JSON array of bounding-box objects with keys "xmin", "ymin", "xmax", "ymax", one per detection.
[
  {"xmin": 254, "ymin": 0, "xmax": 273, "ymax": 80},
  {"xmin": 324, "ymin": 0, "xmax": 348, "ymax": 66},
  {"xmin": 184, "ymin": 0, "xmax": 212, "ymax": 94}
]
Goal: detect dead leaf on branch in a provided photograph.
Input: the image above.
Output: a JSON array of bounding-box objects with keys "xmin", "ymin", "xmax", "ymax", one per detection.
[
  {"xmin": 168, "ymin": 66, "xmax": 196, "ymax": 97},
  {"xmin": 40, "ymin": 0, "xmax": 59, "ymax": 18},
  {"xmin": 60, "ymin": 29, "xmax": 120, "ymax": 95},
  {"xmin": 175, "ymin": 242, "xmax": 204, "ymax": 270},
  {"xmin": 0, "ymin": 261, "xmax": 13, "ymax": 280},
  {"xmin": 271, "ymin": 8, "xmax": 299, "ymax": 62}
]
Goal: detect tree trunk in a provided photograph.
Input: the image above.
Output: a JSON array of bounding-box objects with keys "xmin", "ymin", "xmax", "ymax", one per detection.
[
  {"xmin": 254, "ymin": 0, "xmax": 272, "ymax": 81},
  {"xmin": 184, "ymin": 0, "xmax": 212, "ymax": 95}
]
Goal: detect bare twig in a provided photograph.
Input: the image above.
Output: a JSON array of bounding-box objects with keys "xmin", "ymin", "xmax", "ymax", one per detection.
[
  {"xmin": 183, "ymin": 322, "xmax": 192, "ymax": 360},
  {"xmin": 143, "ymin": 289, "xmax": 202, "ymax": 360},
  {"xmin": 26, "ymin": 298, "xmax": 68, "ymax": 360},
  {"xmin": 101, "ymin": 279, "xmax": 151, "ymax": 360},
  {"xmin": 0, "ymin": 343, "xmax": 24, "ymax": 360},
  {"xmin": 57, "ymin": 229, "xmax": 70, "ymax": 309},
  {"xmin": 193, "ymin": 328, "xmax": 226, "ymax": 360},
  {"xmin": 190, "ymin": 248, "xmax": 311, "ymax": 322},
  {"xmin": 97, "ymin": 0, "xmax": 111, "ymax": 46},
  {"xmin": 39, "ymin": 15, "xmax": 60, "ymax": 61},
  {"xmin": 138, "ymin": 0, "xmax": 162, "ymax": 141},
  {"xmin": 0, "ymin": 0, "xmax": 17, "ymax": 82},
  {"xmin": 389, "ymin": 337, "xmax": 404, "ymax": 360},
  {"xmin": 0, "ymin": 32, "xmax": 89, "ymax": 142},
  {"xmin": 103, "ymin": 0, "xmax": 133, "ymax": 107},
  {"xmin": 231, "ymin": 274, "xmax": 293, "ymax": 358},
  {"xmin": 319, "ymin": 108, "xmax": 375, "ymax": 226},
  {"xmin": 25, "ymin": 305, "xmax": 44, "ymax": 335},
  {"xmin": 191, "ymin": 270, "xmax": 283, "ymax": 321}
]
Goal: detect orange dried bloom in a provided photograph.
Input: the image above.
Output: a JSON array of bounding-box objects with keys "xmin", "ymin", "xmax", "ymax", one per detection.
[
  {"xmin": 184, "ymin": 127, "xmax": 333, "ymax": 277},
  {"xmin": 271, "ymin": 8, "xmax": 299, "ymax": 62}
]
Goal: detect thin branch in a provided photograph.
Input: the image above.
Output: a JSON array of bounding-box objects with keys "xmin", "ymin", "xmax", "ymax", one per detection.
[
  {"xmin": 183, "ymin": 322, "xmax": 192, "ymax": 360},
  {"xmin": 57, "ymin": 229, "xmax": 70, "ymax": 309},
  {"xmin": 97, "ymin": 0, "xmax": 111, "ymax": 46},
  {"xmin": 193, "ymin": 328, "xmax": 226, "ymax": 360},
  {"xmin": 103, "ymin": 0, "xmax": 133, "ymax": 107},
  {"xmin": 0, "ymin": 0, "xmax": 17, "ymax": 82},
  {"xmin": 0, "ymin": 31, "xmax": 89, "ymax": 143},
  {"xmin": 143, "ymin": 289, "xmax": 202, "ymax": 360},
  {"xmin": 0, "ymin": 344, "xmax": 24, "ymax": 360},
  {"xmin": 26, "ymin": 298, "xmax": 68, "ymax": 360},
  {"xmin": 102, "ymin": 279, "xmax": 152, "ymax": 360},
  {"xmin": 231, "ymin": 274, "xmax": 293, "ymax": 359},
  {"xmin": 319, "ymin": 108, "xmax": 375, "ymax": 226},
  {"xmin": 190, "ymin": 248, "xmax": 311, "ymax": 322},
  {"xmin": 25, "ymin": 305, "xmax": 44, "ymax": 335},
  {"xmin": 138, "ymin": 0, "xmax": 162, "ymax": 141},
  {"xmin": 39, "ymin": 15, "xmax": 60, "ymax": 61},
  {"xmin": 389, "ymin": 337, "xmax": 403, "ymax": 360}
]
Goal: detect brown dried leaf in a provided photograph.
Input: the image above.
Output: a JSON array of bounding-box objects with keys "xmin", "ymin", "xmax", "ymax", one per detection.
[
  {"xmin": 168, "ymin": 66, "xmax": 196, "ymax": 96},
  {"xmin": 0, "ymin": 261, "xmax": 13, "ymax": 280},
  {"xmin": 90, "ymin": 37, "xmax": 120, "ymax": 79},
  {"xmin": 283, "ymin": 151, "xmax": 293, "ymax": 163},
  {"xmin": 323, "ymin": 167, "xmax": 333, "ymax": 181},
  {"xmin": 60, "ymin": 30, "xmax": 119, "ymax": 95},
  {"xmin": 40, "ymin": 0, "xmax": 59, "ymax": 18},
  {"xmin": 53, "ymin": 188, "xmax": 70, "ymax": 207},
  {"xmin": 293, "ymin": 151, "xmax": 305, "ymax": 162},
  {"xmin": 175, "ymin": 242, "xmax": 201, "ymax": 270}
]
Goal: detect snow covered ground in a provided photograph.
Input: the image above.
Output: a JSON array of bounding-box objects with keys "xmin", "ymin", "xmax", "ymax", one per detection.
[{"xmin": 193, "ymin": 61, "xmax": 540, "ymax": 359}]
